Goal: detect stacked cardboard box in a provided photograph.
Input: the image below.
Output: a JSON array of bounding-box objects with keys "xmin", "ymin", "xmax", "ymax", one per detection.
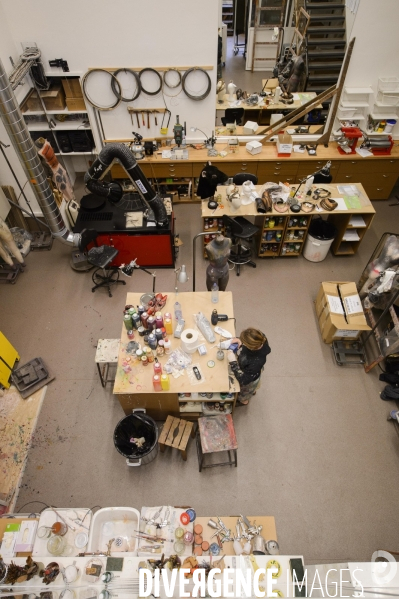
[
  {"xmin": 61, "ymin": 77, "xmax": 86, "ymax": 111},
  {"xmin": 315, "ymin": 281, "xmax": 370, "ymax": 344}
]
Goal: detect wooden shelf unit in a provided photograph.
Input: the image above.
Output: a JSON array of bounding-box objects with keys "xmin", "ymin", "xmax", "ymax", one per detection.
[
  {"xmin": 328, "ymin": 212, "xmax": 375, "ymax": 255},
  {"xmin": 258, "ymin": 214, "xmax": 311, "ymax": 258}
]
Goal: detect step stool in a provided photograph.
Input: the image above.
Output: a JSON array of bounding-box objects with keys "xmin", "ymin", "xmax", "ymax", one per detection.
[
  {"xmin": 95, "ymin": 339, "xmax": 120, "ymax": 387},
  {"xmin": 159, "ymin": 415, "xmax": 195, "ymax": 461}
]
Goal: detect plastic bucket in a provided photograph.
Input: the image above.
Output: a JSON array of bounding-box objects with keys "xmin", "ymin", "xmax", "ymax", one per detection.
[
  {"xmin": 303, "ymin": 233, "xmax": 334, "ymax": 262},
  {"xmin": 113, "ymin": 409, "xmax": 159, "ymax": 467},
  {"xmin": 385, "ymin": 119, "xmax": 397, "ymax": 133}
]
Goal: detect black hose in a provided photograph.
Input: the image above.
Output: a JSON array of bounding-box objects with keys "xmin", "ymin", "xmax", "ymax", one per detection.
[{"xmin": 84, "ymin": 143, "xmax": 168, "ymax": 227}]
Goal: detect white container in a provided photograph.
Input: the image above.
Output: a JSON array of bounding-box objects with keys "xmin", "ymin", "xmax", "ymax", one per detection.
[
  {"xmin": 243, "ymin": 120, "xmax": 258, "ymax": 134},
  {"xmin": 246, "ymin": 140, "xmax": 262, "ymax": 155},
  {"xmin": 384, "ymin": 119, "xmax": 397, "ymax": 133},
  {"xmin": 87, "ymin": 506, "xmax": 140, "ymax": 556},
  {"xmin": 378, "ymin": 77, "xmax": 399, "ymax": 92},
  {"xmin": 337, "ymin": 106, "xmax": 357, "ymax": 118},
  {"xmin": 376, "ymin": 90, "xmax": 399, "ymax": 106},
  {"xmin": 303, "ymin": 233, "xmax": 334, "ymax": 262}
]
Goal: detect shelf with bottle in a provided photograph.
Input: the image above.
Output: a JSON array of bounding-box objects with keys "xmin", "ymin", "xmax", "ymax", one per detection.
[
  {"xmin": 280, "ymin": 243, "xmax": 302, "ymax": 256},
  {"xmin": 286, "ymin": 216, "xmax": 309, "ymax": 229},
  {"xmin": 259, "ymin": 248, "xmax": 280, "ymax": 257},
  {"xmin": 263, "ymin": 216, "xmax": 286, "ymax": 231}
]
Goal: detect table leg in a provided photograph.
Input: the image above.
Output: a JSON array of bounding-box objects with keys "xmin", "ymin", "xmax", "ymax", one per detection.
[
  {"xmin": 159, "ymin": 442, "xmax": 166, "ymax": 453},
  {"xmin": 196, "ymin": 430, "xmax": 203, "ymax": 472},
  {"xmin": 97, "ymin": 363, "xmax": 105, "ymax": 387},
  {"xmin": 181, "ymin": 448, "xmax": 187, "ymax": 461},
  {"xmin": 234, "ymin": 449, "xmax": 237, "ymax": 467}
]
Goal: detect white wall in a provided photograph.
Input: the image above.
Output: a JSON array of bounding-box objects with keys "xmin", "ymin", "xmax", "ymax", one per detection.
[
  {"xmin": 343, "ymin": 0, "xmax": 399, "ymax": 137},
  {"xmin": 1, "ymin": 0, "xmax": 219, "ymax": 143},
  {"xmin": 0, "ymin": 2, "xmax": 40, "ymax": 212}
]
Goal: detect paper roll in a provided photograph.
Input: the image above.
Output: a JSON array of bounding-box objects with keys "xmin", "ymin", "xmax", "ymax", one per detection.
[{"xmin": 181, "ymin": 329, "xmax": 199, "ymax": 354}]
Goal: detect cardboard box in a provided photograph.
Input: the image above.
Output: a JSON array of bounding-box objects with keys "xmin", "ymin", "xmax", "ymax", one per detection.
[
  {"xmin": 41, "ymin": 84, "xmax": 66, "ymax": 111},
  {"xmin": 23, "ymin": 85, "xmax": 66, "ymax": 112},
  {"xmin": 61, "ymin": 77, "xmax": 83, "ymax": 98},
  {"xmin": 246, "ymin": 140, "xmax": 262, "ymax": 155},
  {"xmin": 277, "ymin": 132, "xmax": 292, "ymax": 157},
  {"xmin": 243, "ymin": 120, "xmax": 258, "ymax": 134},
  {"xmin": 315, "ymin": 281, "xmax": 371, "ymax": 344},
  {"xmin": 66, "ymin": 96, "xmax": 86, "ymax": 111}
]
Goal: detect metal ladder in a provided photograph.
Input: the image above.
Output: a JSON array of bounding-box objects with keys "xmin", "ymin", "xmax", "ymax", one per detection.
[{"xmin": 250, "ymin": 0, "xmax": 287, "ymax": 73}]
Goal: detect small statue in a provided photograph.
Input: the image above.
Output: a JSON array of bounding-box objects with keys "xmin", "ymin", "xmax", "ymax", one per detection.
[
  {"xmin": 0, "ymin": 217, "xmax": 26, "ymax": 268},
  {"xmin": 205, "ymin": 234, "xmax": 232, "ymax": 291}
]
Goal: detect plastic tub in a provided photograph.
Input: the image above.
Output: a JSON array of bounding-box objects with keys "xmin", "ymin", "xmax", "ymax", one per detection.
[
  {"xmin": 303, "ymin": 218, "xmax": 336, "ymax": 262},
  {"xmin": 376, "ymin": 91, "xmax": 399, "ymax": 106},
  {"xmin": 384, "ymin": 119, "xmax": 397, "ymax": 133},
  {"xmin": 113, "ymin": 409, "xmax": 158, "ymax": 466}
]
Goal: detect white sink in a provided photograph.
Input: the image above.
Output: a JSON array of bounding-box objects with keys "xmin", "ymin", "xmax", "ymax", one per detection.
[{"xmin": 87, "ymin": 507, "xmax": 140, "ymax": 556}]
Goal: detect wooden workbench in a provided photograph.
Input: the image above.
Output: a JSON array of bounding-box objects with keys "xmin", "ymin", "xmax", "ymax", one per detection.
[
  {"xmin": 110, "ymin": 143, "xmax": 399, "ymax": 203},
  {"xmin": 0, "ymin": 386, "xmax": 46, "ymax": 512},
  {"xmin": 113, "ymin": 292, "xmax": 238, "ymax": 420},
  {"xmin": 215, "ymin": 92, "xmax": 320, "ymax": 113},
  {"xmin": 201, "ymin": 183, "xmax": 375, "ymax": 258},
  {"xmin": 195, "ymin": 515, "xmax": 277, "ymax": 555}
]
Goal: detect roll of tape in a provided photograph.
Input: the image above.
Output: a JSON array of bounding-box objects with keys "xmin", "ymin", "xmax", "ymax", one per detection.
[{"xmin": 181, "ymin": 329, "xmax": 199, "ymax": 354}]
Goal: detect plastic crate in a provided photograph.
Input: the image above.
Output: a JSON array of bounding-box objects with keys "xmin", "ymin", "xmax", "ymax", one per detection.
[
  {"xmin": 376, "ymin": 90, "xmax": 399, "ymax": 106},
  {"xmin": 378, "ymin": 77, "xmax": 399, "ymax": 92},
  {"xmin": 337, "ymin": 106, "xmax": 357, "ymax": 118}
]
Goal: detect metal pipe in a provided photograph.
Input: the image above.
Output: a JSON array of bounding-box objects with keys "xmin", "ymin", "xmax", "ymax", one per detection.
[
  {"xmin": 0, "ymin": 58, "xmax": 79, "ymax": 246},
  {"xmin": 192, "ymin": 230, "xmax": 221, "ymax": 291}
]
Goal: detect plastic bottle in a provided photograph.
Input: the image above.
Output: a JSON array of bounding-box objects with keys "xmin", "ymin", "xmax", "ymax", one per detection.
[
  {"xmin": 155, "ymin": 328, "xmax": 163, "ymax": 341},
  {"xmin": 175, "ymin": 301, "xmax": 183, "ymax": 320},
  {"xmin": 164, "ymin": 317, "xmax": 173, "ymax": 335},
  {"xmin": 164, "ymin": 338, "xmax": 171, "ymax": 355},
  {"xmin": 155, "ymin": 312, "xmax": 164, "ymax": 329},
  {"xmin": 211, "ymin": 283, "xmax": 219, "ymax": 304},
  {"xmin": 153, "ymin": 375, "xmax": 162, "ymax": 391},
  {"xmin": 161, "ymin": 373, "xmax": 170, "ymax": 391},
  {"xmin": 153, "ymin": 359, "xmax": 162, "ymax": 375},
  {"xmin": 124, "ymin": 314, "xmax": 133, "ymax": 330}
]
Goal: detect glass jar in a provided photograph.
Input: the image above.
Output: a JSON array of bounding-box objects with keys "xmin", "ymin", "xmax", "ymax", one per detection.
[
  {"xmin": 183, "ymin": 531, "xmax": 194, "ymax": 545},
  {"xmin": 51, "ymin": 522, "xmax": 68, "ymax": 536},
  {"xmin": 175, "ymin": 527, "xmax": 184, "ymax": 540},
  {"xmin": 174, "ymin": 541, "xmax": 184, "ymax": 555},
  {"xmin": 47, "ymin": 534, "xmax": 67, "ymax": 556}
]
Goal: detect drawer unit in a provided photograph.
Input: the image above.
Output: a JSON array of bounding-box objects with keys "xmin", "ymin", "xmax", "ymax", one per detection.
[
  {"xmin": 372, "ymin": 158, "xmax": 399, "ymax": 173},
  {"xmin": 257, "ymin": 161, "xmax": 298, "ymax": 184},
  {"xmin": 152, "ymin": 163, "xmax": 193, "ymax": 178},
  {"xmin": 360, "ymin": 172, "xmax": 399, "ymax": 200}
]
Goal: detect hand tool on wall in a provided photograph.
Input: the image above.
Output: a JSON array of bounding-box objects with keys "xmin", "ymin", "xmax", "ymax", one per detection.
[
  {"xmin": 136, "ymin": 112, "xmax": 140, "ymax": 128},
  {"xmin": 160, "ymin": 109, "xmax": 171, "ymax": 135},
  {"xmin": 153, "ymin": 110, "xmax": 158, "ymax": 126},
  {"xmin": 142, "ymin": 111, "xmax": 145, "ymax": 126},
  {"xmin": 147, "ymin": 111, "xmax": 150, "ymax": 129}
]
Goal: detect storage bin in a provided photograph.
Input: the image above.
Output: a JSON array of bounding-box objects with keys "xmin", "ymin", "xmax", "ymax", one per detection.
[
  {"xmin": 337, "ymin": 106, "xmax": 357, "ymax": 119},
  {"xmin": 376, "ymin": 90, "xmax": 399, "ymax": 106},
  {"xmin": 378, "ymin": 77, "xmax": 399, "ymax": 92}
]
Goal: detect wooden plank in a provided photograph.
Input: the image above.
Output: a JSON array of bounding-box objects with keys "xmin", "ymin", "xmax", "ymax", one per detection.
[
  {"xmin": 165, "ymin": 417, "xmax": 181, "ymax": 446},
  {"xmin": 0, "ymin": 386, "xmax": 46, "ymax": 510},
  {"xmin": 88, "ymin": 66, "xmax": 214, "ymax": 72},
  {"xmin": 171, "ymin": 419, "xmax": 187, "ymax": 449},
  {"xmin": 178, "ymin": 421, "xmax": 194, "ymax": 450},
  {"xmin": 158, "ymin": 415, "xmax": 174, "ymax": 445}
]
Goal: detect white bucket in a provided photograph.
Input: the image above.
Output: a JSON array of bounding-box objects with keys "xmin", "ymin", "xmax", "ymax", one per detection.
[
  {"xmin": 303, "ymin": 233, "xmax": 334, "ymax": 262},
  {"xmin": 385, "ymin": 119, "xmax": 397, "ymax": 133}
]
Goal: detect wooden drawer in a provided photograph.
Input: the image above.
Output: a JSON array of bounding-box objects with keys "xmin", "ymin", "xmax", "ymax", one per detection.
[
  {"xmin": 373, "ymin": 158, "xmax": 399, "ymax": 173},
  {"xmin": 296, "ymin": 160, "xmax": 340, "ymax": 177},
  {"xmin": 111, "ymin": 162, "xmax": 152, "ymax": 179},
  {"xmin": 152, "ymin": 163, "xmax": 193, "ymax": 177},
  {"xmin": 194, "ymin": 161, "xmax": 258, "ymax": 178},
  {"xmin": 258, "ymin": 161, "xmax": 298, "ymax": 177},
  {"xmin": 337, "ymin": 159, "xmax": 380, "ymax": 177},
  {"xmin": 360, "ymin": 172, "xmax": 398, "ymax": 200}
]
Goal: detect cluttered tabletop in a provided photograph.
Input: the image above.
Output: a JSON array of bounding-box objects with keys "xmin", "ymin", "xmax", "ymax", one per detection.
[{"xmin": 113, "ymin": 292, "xmax": 238, "ymax": 395}]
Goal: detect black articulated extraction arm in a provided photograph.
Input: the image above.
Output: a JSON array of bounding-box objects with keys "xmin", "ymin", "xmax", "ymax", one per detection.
[{"xmin": 84, "ymin": 143, "xmax": 168, "ymax": 227}]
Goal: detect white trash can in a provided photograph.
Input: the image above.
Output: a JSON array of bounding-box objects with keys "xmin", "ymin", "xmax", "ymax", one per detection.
[{"xmin": 303, "ymin": 233, "xmax": 335, "ymax": 262}]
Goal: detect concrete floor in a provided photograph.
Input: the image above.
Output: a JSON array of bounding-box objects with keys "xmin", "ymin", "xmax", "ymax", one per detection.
[{"xmin": 2, "ymin": 178, "xmax": 399, "ymax": 563}]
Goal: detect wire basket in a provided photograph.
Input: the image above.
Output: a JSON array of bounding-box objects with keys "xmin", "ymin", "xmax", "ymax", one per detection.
[
  {"xmin": 378, "ymin": 77, "xmax": 399, "ymax": 92},
  {"xmin": 376, "ymin": 90, "xmax": 399, "ymax": 106}
]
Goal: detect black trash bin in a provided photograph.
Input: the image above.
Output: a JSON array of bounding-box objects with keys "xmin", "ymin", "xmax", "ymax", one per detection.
[
  {"xmin": 303, "ymin": 217, "xmax": 337, "ymax": 262},
  {"xmin": 113, "ymin": 409, "xmax": 159, "ymax": 467}
]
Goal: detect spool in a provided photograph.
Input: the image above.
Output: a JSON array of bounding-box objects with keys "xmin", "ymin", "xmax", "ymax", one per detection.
[{"xmin": 181, "ymin": 329, "xmax": 199, "ymax": 354}]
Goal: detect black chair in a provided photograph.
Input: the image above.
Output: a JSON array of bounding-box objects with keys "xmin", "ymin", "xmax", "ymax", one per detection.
[
  {"xmin": 233, "ymin": 173, "xmax": 258, "ymax": 186},
  {"xmin": 222, "ymin": 215, "xmax": 259, "ymax": 276},
  {"xmin": 313, "ymin": 171, "xmax": 333, "ymax": 184},
  {"xmin": 79, "ymin": 228, "xmax": 126, "ymax": 297},
  {"xmin": 221, "ymin": 108, "xmax": 245, "ymax": 126}
]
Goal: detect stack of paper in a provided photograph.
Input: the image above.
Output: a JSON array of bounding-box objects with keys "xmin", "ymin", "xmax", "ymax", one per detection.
[
  {"xmin": 349, "ymin": 215, "xmax": 366, "ymax": 227},
  {"xmin": 342, "ymin": 229, "xmax": 360, "ymax": 241}
]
